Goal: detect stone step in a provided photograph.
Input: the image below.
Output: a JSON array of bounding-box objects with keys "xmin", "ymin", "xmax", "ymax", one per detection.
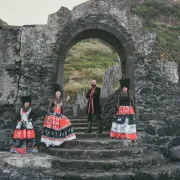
[
  {"xmin": 73, "ymin": 127, "xmax": 98, "ymax": 132},
  {"xmin": 46, "ymin": 147, "xmax": 148, "ymax": 159},
  {"xmin": 133, "ymin": 162, "xmax": 180, "ymax": 180},
  {"xmin": 52, "ymin": 153, "xmax": 164, "ymax": 170},
  {"xmin": 75, "ymin": 132, "xmax": 140, "ymax": 139},
  {"xmin": 68, "ymin": 116, "xmax": 87, "ymax": 119},
  {"xmin": 75, "ymin": 132, "xmax": 110, "ymax": 138},
  {"xmin": 71, "ymin": 120, "xmax": 144, "ymax": 131},
  {"xmin": 1, "ymin": 152, "xmax": 54, "ymax": 168},
  {"xmin": 43, "ymin": 162, "xmax": 180, "ymax": 180},
  {"xmin": 63, "ymin": 139, "xmax": 136, "ymax": 149},
  {"xmin": 70, "ymin": 118, "xmax": 143, "ymax": 124},
  {"xmin": 70, "ymin": 119, "xmax": 88, "ymax": 123},
  {"xmin": 43, "ymin": 170, "xmax": 134, "ymax": 180},
  {"xmin": 2, "ymin": 151, "xmax": 179, "ymax": 180},
  {"xmin": 72, "ymin": 123, "xmax": 142, "ymax": 130},
  {"xmin": 72, "ymin": 123, "xmax": 97, "ymax": 127}
]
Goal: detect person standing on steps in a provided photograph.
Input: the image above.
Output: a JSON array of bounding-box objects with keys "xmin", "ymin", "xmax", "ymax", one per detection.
[
  {"xmin": 41, "ymin": 83, "xmax": 76, "ymax": 147},
  {"xmin": 110, "ymin": 79, "xmax": 137, "ymax": 141},
  {"xmin": 84, "ymin": 80, "xmax": 102, "ymax": 134},
  {"xmin": 10, "ymin": 96, "xmax": 38, "ymax": 154}
]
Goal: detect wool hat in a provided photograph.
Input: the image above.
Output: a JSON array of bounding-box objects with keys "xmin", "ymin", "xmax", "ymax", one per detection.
[
  {"xmin": 120, "ymin": 79, "xmax": 130, "ymax": 89},
  {"xmin": 21, "ymin": 96, "xmax": 31, "ymax": 104},
  {"xmin": 54, "ymin": 83, "xmax": 62, "ymax": 93}
]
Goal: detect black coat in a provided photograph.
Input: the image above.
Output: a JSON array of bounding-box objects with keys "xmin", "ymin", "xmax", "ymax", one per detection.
[{"xmin": 86, "ymin": 87, "xmax": 101, "ymax": 114}]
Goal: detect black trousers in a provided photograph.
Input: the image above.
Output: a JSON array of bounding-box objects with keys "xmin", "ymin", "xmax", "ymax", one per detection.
[
  {"xmin": 88, "ymin": 113, "xmax": 101, "ymax": 122},
  {"xmin": 88, "ymin": 112, "xmax": 102, "ymax": 131}
]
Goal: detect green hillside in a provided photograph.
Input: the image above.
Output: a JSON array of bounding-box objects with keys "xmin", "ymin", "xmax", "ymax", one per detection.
[
  {"xmin": 133, "ymin": 0, "xmax": 180, "ymax": 61},
  {"xmin": 64, "ymin": 39, "xmax": 119, "ymax": 96}
]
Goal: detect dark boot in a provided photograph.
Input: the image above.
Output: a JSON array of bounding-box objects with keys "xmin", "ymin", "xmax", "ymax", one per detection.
[
  {"xmin": 96, "ymin": 115, "xmax": 102, "ymax": 133},
  {"xmin": 84, "ymin": 121, "xmax": 92, "ymax": 133}
]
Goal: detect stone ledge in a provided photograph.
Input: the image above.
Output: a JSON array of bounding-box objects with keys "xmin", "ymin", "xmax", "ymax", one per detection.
[{"xmin": 0, "ymin": 152, "xmax": 54, "ymax": 168}]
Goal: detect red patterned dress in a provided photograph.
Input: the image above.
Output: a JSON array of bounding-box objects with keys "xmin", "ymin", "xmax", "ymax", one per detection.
[
  {"xmin": 41, "ymin": 97, "xmax": 76, "ymax": 147},
  {"xmin": 10, "ymin": 107, "xmax": 38, "ymax": 154},
  {"xmin": 110, "ymin": 92, "xmax": 137, "ymax": 141}
]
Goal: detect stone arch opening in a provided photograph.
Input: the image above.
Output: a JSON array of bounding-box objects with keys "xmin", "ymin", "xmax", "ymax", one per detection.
[{"xmin": 57, "ymin": 23, "xmax": 135, "ymax": 93}]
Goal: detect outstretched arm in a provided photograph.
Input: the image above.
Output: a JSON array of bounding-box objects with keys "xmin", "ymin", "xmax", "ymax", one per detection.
[{"xmin": 61, "ymin": 100, "xmax": 64, "ymax": 115}]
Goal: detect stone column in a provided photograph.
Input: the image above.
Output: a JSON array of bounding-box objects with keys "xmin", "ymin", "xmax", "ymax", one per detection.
[
  {"xmin": 57, "ymin": 56, "xmax": 65, "ymax": 91},
  {"xmin": 126, "ymin": 55, "xmax": 134, "ymax": 94}
]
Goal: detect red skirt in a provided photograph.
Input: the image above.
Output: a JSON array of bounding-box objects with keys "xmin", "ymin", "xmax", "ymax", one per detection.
[
  {"xmin": 41, "ymin": 115, "xmax": 76, "ymax": 147},
  {"xmin": 13, "ymin": 129, "xmax": 35, "ymax": 139},
  {"xmin": 10, "ymin": 122, "xmax": 38, "ymax": 154},
  {"xmin": 110, "ymin": 106, "xmax": 137, "ymax": 141}
]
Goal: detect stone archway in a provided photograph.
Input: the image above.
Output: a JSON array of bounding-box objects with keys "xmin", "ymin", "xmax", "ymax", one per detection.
[{"xmin": 56, "ymin": 22, "xmax": 135, "ymax": 93}]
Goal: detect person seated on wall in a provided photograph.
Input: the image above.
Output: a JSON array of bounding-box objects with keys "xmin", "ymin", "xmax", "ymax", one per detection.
[
  {"xmin": 41, "ymin": 83, "xmax": 76, "ymax": 147},
  {"xmin": 10, "ymin": 96, "xmax": 38, "ymax": 154},
  {"xmin": 110, "ymin": 79, "xmax": 137, "ymax": 141}
]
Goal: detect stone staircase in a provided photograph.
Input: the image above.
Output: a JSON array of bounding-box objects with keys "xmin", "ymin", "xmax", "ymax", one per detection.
[
  {"xmin": 41, "ymin": 117, "xmax": 180, "ymax": 180},
  {"xmin": 2, "ymin": 117, "xmax": 180, "ymax": 180},
  {"xmin": 70, "ymin": 117, "xmax": 110, "ymax": 138}
]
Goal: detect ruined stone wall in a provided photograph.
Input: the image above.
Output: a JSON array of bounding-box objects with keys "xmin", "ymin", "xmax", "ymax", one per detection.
[
  {"xmin": 0, "ymin": 24, "xmax": 60, "ymax": 147},
  {"xmin": 135, "ymin": 58, "xmax": 180, "ymax": 152},
  {"xmin": 0, "ymin": 26, "xmax": 21, "ymax": 149},
  {"xmin": 0, "ymin": 0, "xmax": 179, "ymax": 151}
]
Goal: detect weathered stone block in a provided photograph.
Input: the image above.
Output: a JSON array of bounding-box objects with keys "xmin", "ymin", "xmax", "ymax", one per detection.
[
  {"xmin": 145, "ymin": 124, "xmax": 156, "ymax": 135},
  {"xmin": 157, "ymin": 126, "xmax": 174, "ymax": 137},
  {"xmin": 6, "ymin": 120, "xmax": 14, "ymax": 130},
  {"xmin": 169, "ymin": 145, "xmax": 180, "ymax": 161},
  {"xmin": 139, "ymin": 88, "xmax": 152, "ymax": 94},
  {"xmin": 2, "ymin": 111, "xmax": 14, "ymax": 119},
  {"xmin": 0, "ymin": 130, "xmax": 6, "ymax": 142},
  {"xmin": 168, "ymin": 136, "xmax": 180, "ymax": 148}
]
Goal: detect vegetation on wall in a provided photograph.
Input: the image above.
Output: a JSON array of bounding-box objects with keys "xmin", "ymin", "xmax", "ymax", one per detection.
[
  {"xmin": 133, "ymin": 0, "xmax": 180, "ymax": 61},
  {"xmin": 134, "ymin": 0, "xmax": 180, "ymax": 21},
  {"xmin": 148, "ymin": 24, "xmax": 180, "ymax": 60}
]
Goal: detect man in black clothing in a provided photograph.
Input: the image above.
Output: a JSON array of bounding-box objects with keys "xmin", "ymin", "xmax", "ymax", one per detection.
[{"xmin": 84, "ymin": 80, "xmax": 102, "ymax": 133}]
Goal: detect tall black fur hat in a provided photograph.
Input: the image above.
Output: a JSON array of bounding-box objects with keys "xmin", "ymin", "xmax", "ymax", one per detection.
[
  {"xmin": 21, "ymin": 96, "xmax": 31, "ymax": 104},
  {"xmin": 120, "ymin": 79, "xmax": 130, "ymax": 89},
  {"xmin": 54, "ymin": 83, "xmax": 62, "ymax": 93}
]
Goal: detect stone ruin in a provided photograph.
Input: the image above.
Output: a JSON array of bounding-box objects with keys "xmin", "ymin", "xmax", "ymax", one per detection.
[{"xmin": 0, "ymin": 0, "xmax": 180, "ymax": 179}]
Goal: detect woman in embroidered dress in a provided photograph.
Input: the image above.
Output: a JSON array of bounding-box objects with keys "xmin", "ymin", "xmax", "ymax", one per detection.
[
  {"xmin": 41, "ymin": 83, "xmax": 76, "ymax": 147},
  {"xmin": 10, "ymin": 96, "xmax": 38, "ymax": 154},
  {"xmin": 110, "ymin": 79, "xmax": 137, "ymax": 141}
]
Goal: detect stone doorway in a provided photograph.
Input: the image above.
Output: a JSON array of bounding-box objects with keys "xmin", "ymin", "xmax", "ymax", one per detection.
[{"xmin": 56, "ymin": 22, "xmax": 135, "ymax": 93}]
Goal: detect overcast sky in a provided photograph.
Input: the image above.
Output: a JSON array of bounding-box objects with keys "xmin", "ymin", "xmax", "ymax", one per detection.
[{"xmin": 0, "ymin": 0, "xmax": 88, "ymax": 26}]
